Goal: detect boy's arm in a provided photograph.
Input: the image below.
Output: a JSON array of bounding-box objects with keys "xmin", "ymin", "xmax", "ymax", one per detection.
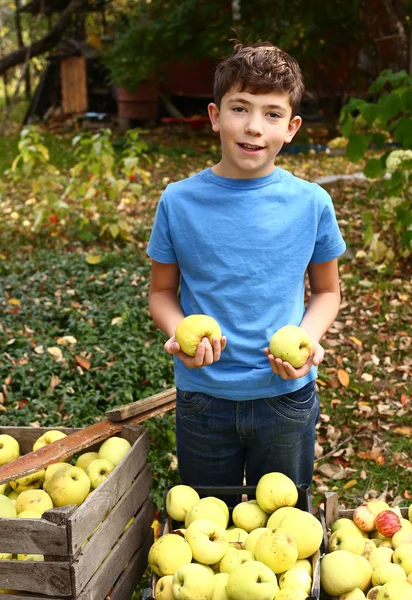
[
  {"xmin": 265, "ymin": 258, "xmax": 341, "ymax": 379},
  {"xmin": 149, "ymin": 260, "xmax": 226, "ymax": 368}
]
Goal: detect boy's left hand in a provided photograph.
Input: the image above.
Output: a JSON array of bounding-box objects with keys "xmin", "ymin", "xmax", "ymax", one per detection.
[{"xmin": 264, "ymin": 341, "xmax": 324, "ymax": 380}]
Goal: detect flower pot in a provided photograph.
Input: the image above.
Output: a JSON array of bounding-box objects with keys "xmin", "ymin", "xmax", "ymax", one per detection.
[{"xmin": 117, "ymin": 83, "xmax": 159, "ymax": 119}]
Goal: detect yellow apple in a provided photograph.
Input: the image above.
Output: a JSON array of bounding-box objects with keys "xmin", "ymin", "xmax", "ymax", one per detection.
[
  {"xmin": 47, "ymin": 465, "xmax": 90, "ymax": 506},
  {"xmin": 353, "ymin": 504, "xmax": 376, "ymax": 532},
  {"xmin": 331, "ymin": 518, "xmax": 368, "ymax": 538},
  {"xmin": 75, "ymin": 452, "xmax": 99, "ymax": 472},
  {"xmin": 267, "ymin": 506, "xmax": 302, "ymax": 529},
  {"xmin": 0, "ymin": 553, "xmax": 13, "ymax": 560},
  {"xmin": 274, "ymin": 589, "xmax": 308, "ymax": 600},
  {"xmin": 392, "ymin": 530, "xmax": 412, "ymax": 549},
  {"xmin": 393, "ymin": 543, "xmax": 412, "ymax": 575},
  {"xmin": 226, "ymin": 527, "xmax": 248, "ymax": 545},
  {"xmin": 242, "ymin": 527, "xmax": 267, "ymax": 554},
  {"xmin": 185, "ymin": 499, "xmax": 227, "ymax": 529},
  {"xmin": 368, "ymin": 546, "xmax": 394, "ymax": 569},
  {"xmin": 10, "ymin": 470, "xmax": 45, "ymax": 493},
  {"xmin": 155, "ymin": 574, "xmax": 174, "ymax": 600},
  {"xmin": 289, "ymin": 558, "xmax": 313, "ymax": 577},
  {"xmin": 279, "ymin": 510, "xmax": 324, "ymax": 558},
  {"xmin": 355, "ymin": 554, "xmax": 373, "ymax": 592},
  {"xmin": 372, "ymin": 562, "xmax": 407, "ymax": 586},
  {"xmin": 339, "ymin": 589, "xmax": 366, "ymax": 600},
  {"xmin": 185, "ymin": 518, "xmax": 229, "ymax": 564},
  {"xmin": 255, "ymin": 471, "xmax": 298, "ymax": 513},
  {"xmin": 0, "ymin": 495, "xmax": 17, "ymax": 517},
  {"xmin": 366, "ymin": 500, "xmax": 390, "ymax": 516},
  {"xmin": 400, "ymin": 518, "xmax": 412, "ymax": 533},
  {"xmin": 166, "ymin": 484, "xmax": 200, "ymax": 522},
  {"xmin": 269, "ymin": 325, "xmax": 312, "ymax": 368},
  {"xmin": 0, "ymin": 483, "xmax": 10, "ymax": 495},
  {"xmin": 279, "ymin": 568, "xmax": 312, "ymax": 595},
  {"xmin": 376, "ymin": 580, "xmax": 412, "ymax": 600},
  {"xmin": 175, "ymin": 314, "xmax": 222, "ymax": 357},
  {"xmin": 43, "ymin": 462, "xmax": 71, "ymax": 491},
  {"xmin": 148, "ymin": 533, "xmax": 192, "ymax": 577},
  {"xmin": 366, "ymin": 587, "xmax": 382, "ymax": 600},
  {"xmin": 86, "ymin": 458, "xmax": 115, "ymax": 489},
  {"xmin": 0, "ymin": 434, "xmax": 20, "ymax": 466},
  {"xmin": 254, "ymin": 527, "xmax": 298, "ymax": 573},
  {"xmin": 363, "ymin": 538, "xmax": 377, "ymax": 560},
  {"xmin": 33, "ymin": 430, "xmax": 67, "ymax": 452},
  {"xmin": 17, "ymin": 510, "xmax": 41, "ymax": 518},
  {"xmin": 219, "ymin": 548, "xmax": 255, "ymax": 574},
  {"xmin": 232, "ymin": 499, "xmax": 268, "ymax": 532},
  {"xmin": 7, "ymin": 490, "xmax": 19, "ymax": 501},
  {"xmin": 212, "ymin": 572, "xmax": 230, "ymax": 600},
  {"xmin": 15, "ymin": 489, "xmax": 53, "ymax": 516},
  {"xmin": 320, "ymin": 550, "xmax": 364, "ymax": 597},
  {"xmin": 226, "ymin": 560, "xmax": 279, "ymax": 600},
  {"xmin": 201, "ymin": 497, "xmax": 229, "ymax": 526},
  {"xmin": 17, "ymin": 553, "xmax": 44, "ymax": 561},
  {"xmin": 328, "ymin": 529, "xmax": 365, "ymax": 555},
  {"xmin": 97, "ymin": 436, "xmax": 131, "ymax": 466},
  {"xmin": 173, "ymin": 562, "xmax": 215, "ymax": 600}
]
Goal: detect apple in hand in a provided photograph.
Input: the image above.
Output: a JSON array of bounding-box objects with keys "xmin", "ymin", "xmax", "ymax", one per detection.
[
  {"xmin": 254, "ymin": 527, "xmax": 298, "ymax": 573},
  {"xmin": 87, "ymin": 458, "xmax": 115, "ymax": 489},
  {"xmin": 0, "ymin": 434, "xmax": 20, "ymax": 466},
  {"xmin": 98, "ymin": 436, "xmax": 131, "ymax": 466},
  {"xmin": 175, "ymin": 314, "xmax": 222, "ymax": 357},
  {"xmin": 47, "ymin": 465, "xmax": 90, "ymax": 506},
  {"xmin": 255, "ymin": 471, "xmax": 298, "ymax": 513},
  {"xmin": 33, "ymin": 430, "xmax": 67, "ymax": 452},
  {"xmin": 166, "ymin": 484, "xmax": 200, "ymax": 522},
  {"xmin": 269, "ymin": 325, "xmax": 312, "ymax": 368},
  {"xmin": 185, "ymin": 518, "xmax": 229, "ymax": 564},
  {"xmin": 226, "ymin": 560, "xmax": 279, "ymax": 600},
  {"xmin": 173, "ymin": 562, "xmax": 215, "ymax": 600}
]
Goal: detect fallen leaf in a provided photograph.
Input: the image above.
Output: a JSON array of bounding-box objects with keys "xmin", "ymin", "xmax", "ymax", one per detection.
[
  {"xmin": 34, "ymin": 345, "xmax": 44, "ymax": 354},
  {"xmin": 57, "ymin": 336, "xmax": 77, "ymax": 345},
  {"xmin": 337, "ymin": 369, "xmax": 350, "ymax": 387},
  {"xmin": 394, "ymin": 426, "xmax": 412, "ymax": 437},
  {"xmin": 50, "ymin": 375, "xmax": 61, "ymax": 389},
  {"xmin": 85, "ymin": 254, "xmax": 102, "ymax": 265},
  {"xmin": 7, "ymin": 298, "xmax": 21, "ymax": 306},
  {"xmin": 343, "ymin": 479, "xmax": 358, "ymax": 489},
  {"xmin": 349, "ymin": 336, "xmax": 363, "ymax": 346},
  {"xmin": 111, "ymin": 317, "xmax": 123, "ymax": 326},
  {"xmin": 47, "ymin": 347, "xmax": 63, "ymax": 361},
  {"xmin": 75, "ymin": 355, "xmax": 91, "ymax": 370},
  {"xmin": 361, "ymin": 373, "xmax": 373, "ymax": 382}
]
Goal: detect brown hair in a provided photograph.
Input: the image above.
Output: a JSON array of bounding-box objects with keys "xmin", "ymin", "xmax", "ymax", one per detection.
[{"xmin": 213, "ymin": 42, "xmax": 305, "ymax": 117}]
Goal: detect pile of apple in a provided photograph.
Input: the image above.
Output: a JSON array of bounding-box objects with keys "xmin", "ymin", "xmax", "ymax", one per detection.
[
  {"xmin": 320, "ymin": 498, "xmax": 412, "ymax": 599},
  {"xmin": 0, "ymin": 431, "xmax": 132, "ymax": 564},
  {"xmin": 148, "ymin": 471, "xmax": 323, "ymax": 600}
]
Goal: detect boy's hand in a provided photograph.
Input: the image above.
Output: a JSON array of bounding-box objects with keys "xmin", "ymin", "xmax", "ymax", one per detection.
[
  {"xmin": 164, "ymin": 335, "xmax": 227, "ymax": 369},
  {"xmin": 264, "ymin": 341, "xmax": 324, "ymax": 380}
]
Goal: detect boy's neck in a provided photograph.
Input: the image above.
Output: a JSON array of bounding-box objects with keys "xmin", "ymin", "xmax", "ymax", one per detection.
[{"xmin": 211, "ymin": 162, "xmax": 278, "ymax": 180}]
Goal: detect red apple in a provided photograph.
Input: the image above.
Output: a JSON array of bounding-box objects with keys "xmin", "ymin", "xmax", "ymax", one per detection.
[
  {"xmin": 353, "ymin": 504, "xmax": 376, "ymax": 532},
  {"xmin": 374, "ymin": 510, "xmax": 402, "ymax": 538}
]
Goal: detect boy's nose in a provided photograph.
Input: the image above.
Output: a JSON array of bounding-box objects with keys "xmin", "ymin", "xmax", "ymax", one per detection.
[{"xmin": 245, "ymin": 116, "xmax": 263, "ymax": 136}]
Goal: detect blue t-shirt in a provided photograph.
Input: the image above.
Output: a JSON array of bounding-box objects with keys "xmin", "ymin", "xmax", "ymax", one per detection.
[{"xmin": 147, "ymin": 166, "xmax": 346, "ymax": 400}]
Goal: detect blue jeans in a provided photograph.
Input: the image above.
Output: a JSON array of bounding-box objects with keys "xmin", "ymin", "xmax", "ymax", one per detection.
[{"xmin": 176, "ymin": 381, "xmax": 320, "ymax": 490}]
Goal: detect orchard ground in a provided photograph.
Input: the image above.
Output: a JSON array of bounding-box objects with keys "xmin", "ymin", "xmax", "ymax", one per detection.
[{"xmin": 0, "ymin": 122, "xmax": 411, "ymax": 598}]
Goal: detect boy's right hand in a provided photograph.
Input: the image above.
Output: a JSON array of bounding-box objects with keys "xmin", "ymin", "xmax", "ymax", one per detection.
[{"xmin": 164, "ymin": 335, "xmax": 227, "ymax": 369}]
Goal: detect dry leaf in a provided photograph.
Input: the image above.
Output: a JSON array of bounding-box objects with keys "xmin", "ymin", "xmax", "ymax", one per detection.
[
  {"xmin": 47, "ymin": 347, "xmax": 63, "ymax": 361},
  {"xmin": 349, "ymin": 336, "xmax": 363, "ymax": 346},
  {"xmin": 337, "ymin": 369, "xmax": 350, "ymax": 387},
  {"xmin": 7, "ymin": 298, "xmax": 21, "ymax": 306},
  {"xmin": 361, "ymin": 373, "xmax": 373, "ymax": 382},
  {"xmin": 75, "ymin": 355, "xmax": 91, "ymax": 370},
  {"xmin": 50, "ymin": 375, "xmax": 61, "ymax": 389},
  {"xmin": 57, "ymin": 336, "xmax": 77, "ymax": 345},
  {"xmin": 343, "ymin": 479, "xmax": 358, "ymax": 489},
  {"xmin": 394, "ymin": 426, "xmax": 412, "ymax": 437},
  {"xmin": 111, "ymin": 317, "xmax": 123, "ymax": 326},
  {"xmin": 85, "ymin": 254, "xmax": 102, "ymax": 265},
  {"xmin": 34, "ymin": 345, "xmax": 44, "ymax": 354}
]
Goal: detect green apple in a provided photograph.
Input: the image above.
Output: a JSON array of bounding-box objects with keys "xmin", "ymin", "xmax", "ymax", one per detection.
[
  {"xmin": 254, "ymin": 527, "xmax": 298, "ymax": 573},
  {"xmin": 273, "ymin": 589, "xmax": 307, "ymax": 600},
  {"xmin": 18, "ymin": 510, "xmax": 41, "ymax": 518},
  {"xmin": 372, "ymin": 562, "xmax": 407, "ymax": 586},
  {"xmin": 10, "ymin": 470, "xmax": 45, "ymax": 493},
  {"xmin": 201, "ymin": 497, "xmax": 229, "ymax": 527},
  {"xmin": 393, "ymin": 544, "xmax": 412, "ymax": 576},
  {"xmin": 328, "ymin": 529, "xmax": 366, "ymax": 555},
  {"xmin": 17, "ymin": 553, "xmax": 44, "ymax": 561},
  {"xmin": 368, "ymin": 546, "xmax": 394, "ymax": 569},
  {"xmin": 232, "ymin": 499, "xmax": 269, "ymax": 532},
  {"xmin": 212, "ymin": 572, "xmax": 230, "ymax": 600},
  {"xmin": 86, "ymin": 458, "xmax": 115, "ymax": 489},
  {"xmin": 47, "ymin": 465, "xmax": 90, "ymax": 506},
  {"xmin": 267, "ymin": 506, "xmax": 302, "ymax": 529},
  {"xmin": 173, "ymin": 562, "xmax": 215, "ymax": 600},
  {"xmin": 392, "ymin": 530, "xmax": 412, "ymax": 549},
  {"xmin": 166, "ymin": 484, "xmax": 200, "ymax": 522},
  {"xmin": 175, "ymin": 314, "xmax": 222, "ymax": 357},
  {"xmin": 279, "ymin": 568, "xmax": 312, "ymax": 595},
  {"xmin": 97, "ymin": 436, "xmax": 131, "ymax": 466},
  {"xmin": 0, "ymin": 494, "xmax": 17, "ymax": 517},
  {"xmin": 148, "ymin": 532, "xmax": 192, "ymax": 577},
  {"xmin": 0, "ymin": 552, "xmax": 13, "ymax": 560},
  {"xmin": 0, "ymin": 483, "xmax": 11, "ymax": 495},
  {"xmin": 356, "ymin": 554, "xmax": 373, "ymax": 592},
  {"xmin": 43, "ymin": 462, "xmax": 72, "ymax": 491},
  {"xmin": 15, "ymin": 489, "xmax": 53, "ymax": 516},
  {"xmin": 279, "ymin": 510, "xmax": 324, "ymax": 558},
  {"xmin": 320, "ymin": 550, "xmax": 364, "ymax": 596},
  {"xmin": 0, "ymin": 434, "xmax": 20, "ymax": 466},
  {"xmin": 255, "ymin": 471, "xmax": 298, "ymax": 513},
  {"xmin": 185, "ymin": 518, "xmax": 229, "ymax": 564},
  {"xmin": 185, "ymin": 499, "xmax": 227, "ymax": 529},
  {"xmin": 376, "ymin": 580, "xmax": 412, "ymax": 600},
  {"xmin": 269, "ymin": 325, "xmax": 312, "ymax": 368},
  {"xmin": 7, "ymin": 490, "xmax": 19, "ymax": 501},
  {"xmin": 339, "ymin": 589, "xmax": 366, "ymax": 600},
  {"xmin": 242, "ymin": 527, "xmax": 267, "ymax": 554},
  {"xmin": 219, "ymin": 548, "xmax": 255, "ymax": 574},
  {"xmin": 75, "ymin": 452, "xmax": 99, "ymax": 472},
  {"xmin": 33, "ymin": 430, "xmax": 67, "ymax": 452},
  {"xmin": 226, "ymin": 560, "xmax": 279, "ymax": 600},
  {"xmin": 331, "ymin": 517, "xmax": 368, "ymax": 538},
  {"xmin": 155, "ymin": 574, "xmax": 174, "ymax": 600},
  {"xmin": 226, "ymin": 527, "xmax": 249, "ymax": 545},
  {"xmin": 400, "ymin": 518, "xmax": 412, "ymax": 533}
]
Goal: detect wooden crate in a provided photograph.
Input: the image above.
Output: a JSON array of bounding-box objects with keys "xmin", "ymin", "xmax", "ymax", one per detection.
[
  {"xmin": 0, "ymin": 424, "xmax": 153, "ymax": 599},
  {"xmin": 145, "ymin": 484, "xmax": 321, "ymax": 600}
]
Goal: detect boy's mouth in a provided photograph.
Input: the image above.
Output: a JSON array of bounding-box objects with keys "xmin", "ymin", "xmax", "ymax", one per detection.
[{"xmin": 238, "ymin": 143, "xmax": 264, "ymax": 152}]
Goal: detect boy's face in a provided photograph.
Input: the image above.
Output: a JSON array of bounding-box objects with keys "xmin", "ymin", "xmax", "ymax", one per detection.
[{"xmin": 208, "ymin": 87, "xmax": 302, "ymax": 179}]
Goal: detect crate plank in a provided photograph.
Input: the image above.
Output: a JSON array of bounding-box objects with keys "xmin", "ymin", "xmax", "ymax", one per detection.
[
  {"xmin": 72, "ymin": 464, "xmax": 152, "ymax": 593},
  {"xmin": 0, "ymin": 517, "xmax": 69, "ymax": 555},
  {"xmin": 68, "ymin": 428, "xmax": 149, "ymax": 554},
  {"xmin": 0, "ymin": 560, "xmax": 71, "ymax": 596},
  {"xmin": 75, "ymin": 499, "xmax": 153, "ymax": 600},
  {"xmin": 108, "ymin": 531, "xmax": 154, "ymax": 600}
]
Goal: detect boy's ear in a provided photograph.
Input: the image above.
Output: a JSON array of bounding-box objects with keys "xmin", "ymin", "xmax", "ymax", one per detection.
[
  {"xmin": 285, "ymin": 115, "xmax": 302, "ymax": 143},
  {"xmin": 208, "ymin": 103, "xmax": 220, "ymax": 132}
]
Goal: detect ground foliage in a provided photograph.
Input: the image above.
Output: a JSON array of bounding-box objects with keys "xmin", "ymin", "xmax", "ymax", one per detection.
[{"xmin": 0, "ymin": 125, "xmax": 411, "ymax": 518}]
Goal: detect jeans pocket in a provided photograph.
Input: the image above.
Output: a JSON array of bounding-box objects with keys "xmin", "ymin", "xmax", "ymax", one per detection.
[
  {"xmin": 263, "ymin": 381, "xmax": 318, "ymax": 424},
  {"xmin": 177, "ymin": 389, "xmax": 213, "ymax": 419}
]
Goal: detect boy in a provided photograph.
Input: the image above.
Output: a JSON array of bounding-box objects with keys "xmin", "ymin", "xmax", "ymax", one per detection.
[{"xmin": 147, "ymin": 42, "xmax": 346, "ymax": 490}]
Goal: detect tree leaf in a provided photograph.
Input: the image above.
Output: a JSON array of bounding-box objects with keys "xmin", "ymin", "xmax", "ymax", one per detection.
[
  {"xmin": 337, "ymin": 369, "xmax": 350, "ymax": 387},
  {"xmin": 85, "ymin": 254, "xmax": 102, "ymax": 265},
  {"xmin": 75, "ymin": 356, "xmax": 91, "ymax": 370}
]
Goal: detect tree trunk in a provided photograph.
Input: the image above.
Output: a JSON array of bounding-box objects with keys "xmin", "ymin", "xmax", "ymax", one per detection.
[
  {"xmin": 14, "ymin": 0, "xmax": 31, "ymax": 98},
  {"xmin": 365, "ymin": 0, "xmax": 408, "ymax": 72}
]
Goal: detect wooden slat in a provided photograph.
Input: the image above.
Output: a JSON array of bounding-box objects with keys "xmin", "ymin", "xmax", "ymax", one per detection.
[
  {"xmin": 0, "ymin": 516, "xmax": 69, "ymax": 556},
  {"xmin": 107, "ymin": 531, "xmax": 154, "ymax": 600},
  {"xmin": 75, "ymin": 497, "xmax": 153, "ymax": 600},
  {"xmin": 60, "ymin": 56, "xmax": 87, "ymax": 114},
  {"xmin": 71, "ymin": 464, "xmax": 152, "ymax": 592},
  {"xmin": 0, "ymin": 560, "xmax": 71, "ymax": 596},
  {"xmin": 106, "ymin": 388, "xmax": 176, "ymax": 421},
  {"xmin": 68, "ymin": 428, "xmax": 149, "ymax": 554}
]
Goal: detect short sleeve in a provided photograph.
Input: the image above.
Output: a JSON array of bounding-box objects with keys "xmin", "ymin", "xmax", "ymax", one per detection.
[
  {"xmin": 310, "ymin": 186, "xmax": 346, "ymax": 264},
  {"xmin": 146, "ymin": 190, "xmax": 178, "ymax": 264}
]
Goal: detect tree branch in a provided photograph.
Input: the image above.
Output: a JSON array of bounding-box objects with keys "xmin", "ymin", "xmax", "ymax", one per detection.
[{"xmin": 0, "ymin": 0, "xmax": 88, "ymax": 76}]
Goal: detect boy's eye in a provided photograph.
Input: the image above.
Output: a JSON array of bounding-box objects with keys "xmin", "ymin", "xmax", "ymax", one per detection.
[
  {"xmin": 268, "ymin": 112, "xmax": 281, "ymax": 119},
  {"xmin": 232, "ymin": 106, "xmax": 246, "ymax": 113}
]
